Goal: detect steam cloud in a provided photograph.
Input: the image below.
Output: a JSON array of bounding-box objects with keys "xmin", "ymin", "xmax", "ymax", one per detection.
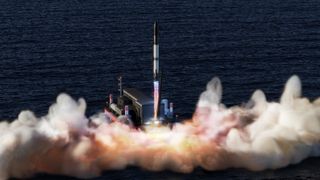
[{"xmin": 1, "ymin": 75, "xmax": 320, "ymax": 179}]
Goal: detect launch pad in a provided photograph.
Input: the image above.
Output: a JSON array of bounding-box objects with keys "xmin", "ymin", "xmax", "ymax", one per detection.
[{"xmin": 104, "ymin": 22, "xmax": 176, "ymax": 127}]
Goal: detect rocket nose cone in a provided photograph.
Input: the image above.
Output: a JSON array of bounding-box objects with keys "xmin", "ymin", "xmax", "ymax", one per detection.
[{"xmin": 153, "ymin": 22, "xmax": 159, "ymax": 44}]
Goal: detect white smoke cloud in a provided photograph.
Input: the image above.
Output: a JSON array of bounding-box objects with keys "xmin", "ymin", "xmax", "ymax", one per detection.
[
  {"xmin": 224, "ymin": 75, "xmax": 320, "ymax": 170},
  {"xmin": 0, "ymin": 75, "xmax": 320, "ymax": 179}
]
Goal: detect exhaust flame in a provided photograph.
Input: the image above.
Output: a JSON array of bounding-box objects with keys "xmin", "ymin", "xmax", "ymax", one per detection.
[
  {"xmin": 153, "ymin": 80, "xmax": 160, "ymax": 121},
  {"xmin": 1, "ymin": 75, "xmax": 320, "ymax": 179}
]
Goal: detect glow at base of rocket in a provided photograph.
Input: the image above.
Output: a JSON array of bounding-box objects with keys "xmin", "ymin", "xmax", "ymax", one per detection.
[{"xmin": 153, "ymin": 80, "xmax": 160, "ymax": 120}]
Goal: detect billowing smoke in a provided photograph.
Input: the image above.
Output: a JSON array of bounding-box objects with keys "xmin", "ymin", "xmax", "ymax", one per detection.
[{"xmin": 1, "ymin": 75, "xmax": 320, "ymax": 179}]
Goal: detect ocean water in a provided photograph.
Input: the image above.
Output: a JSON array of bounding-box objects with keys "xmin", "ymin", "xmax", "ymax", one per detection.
[{"xmin": 1, "ymin": 0, "xmax": 320, "ymax": 179}]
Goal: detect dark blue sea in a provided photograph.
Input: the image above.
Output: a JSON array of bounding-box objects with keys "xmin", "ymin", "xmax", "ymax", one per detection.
[{"xmin": 1, "ymin": 0, "xmax": 320, "ymax": 179}]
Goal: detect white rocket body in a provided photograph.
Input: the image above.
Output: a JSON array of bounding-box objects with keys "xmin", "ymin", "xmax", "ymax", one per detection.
[
  {"xmin": 153, "ymin": 22, "xmax": 159, "ymax": 80},
  {"xmin": 153, "ymin": 45, "xmax": 159, "ymax": 78}
]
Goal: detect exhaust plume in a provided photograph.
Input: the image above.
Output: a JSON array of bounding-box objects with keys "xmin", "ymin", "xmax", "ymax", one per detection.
[{"xmin": 1, "ymin": 75, "xmax": 320, "ymax": 179}]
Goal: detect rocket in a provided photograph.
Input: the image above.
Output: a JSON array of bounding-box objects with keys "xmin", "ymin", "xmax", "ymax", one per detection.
[
  {"xmin": 153, "ymin": 22, "xmax": 161, "ymax": 121},
  {"xmin": 153, "ymin": 22, "xmax": 159, "ymax": 80}
]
